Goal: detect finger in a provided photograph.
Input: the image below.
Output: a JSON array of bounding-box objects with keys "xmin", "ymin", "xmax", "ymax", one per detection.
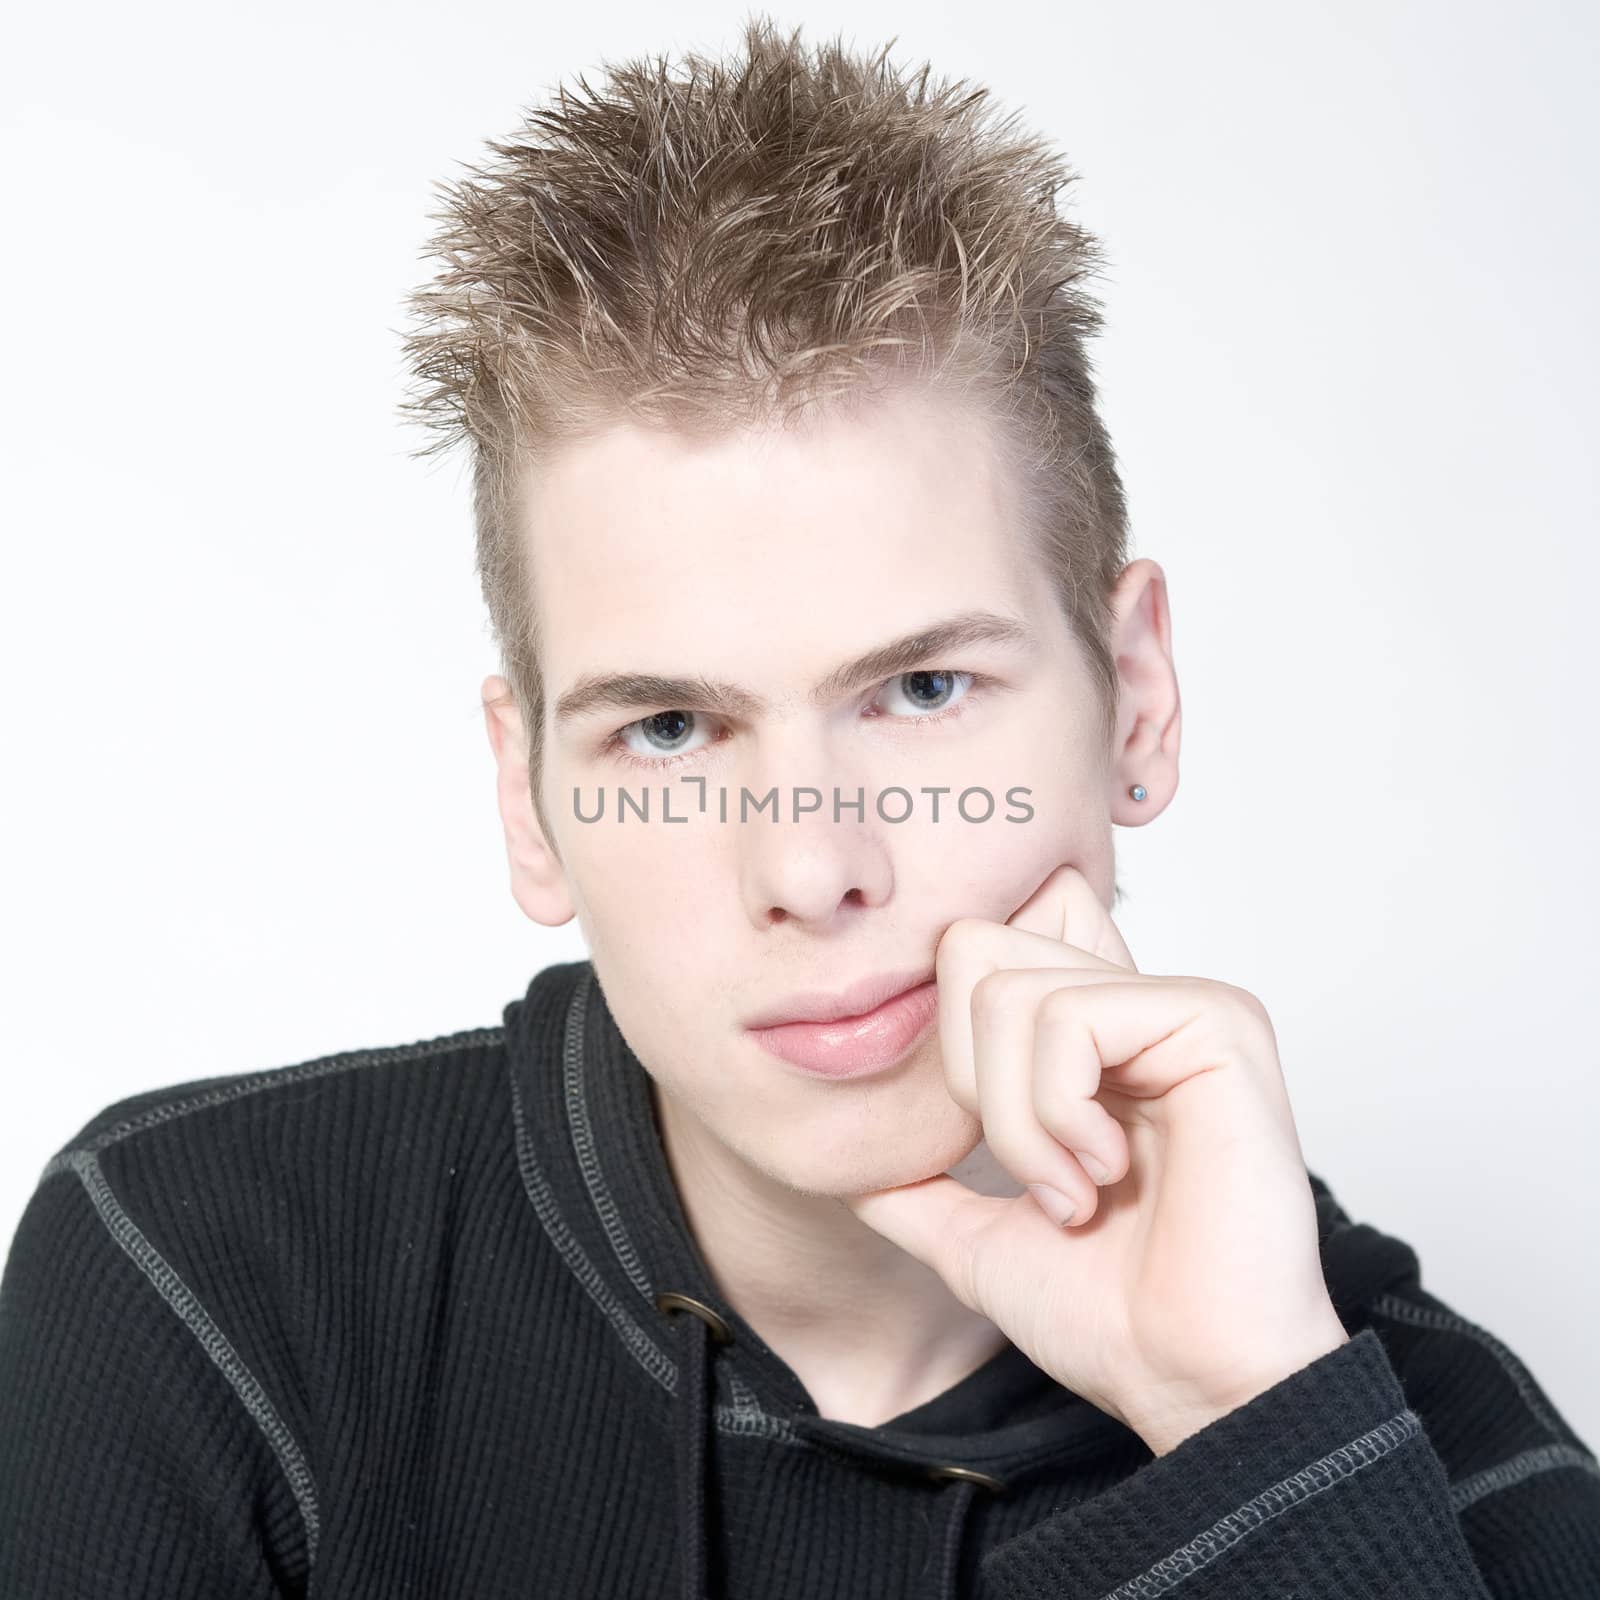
[
  {"xmin": 968, "ymin": 967, "xmax": 1129, "ymax": 1220},
  {"xmin": 839, "ymin": 1177, "xmax": 1014, "ymax": 1313},
  {"xmin": 1020, "ymin": 972, "xmax": 1273, "ymax": 1108},
  {"xmin": 936, "ymin": 917, "xmax": 1131, "ymax": 1114},
  {"xmin": 1006, "ymin": 864, "xmax": 1139, "ymax": 973}
]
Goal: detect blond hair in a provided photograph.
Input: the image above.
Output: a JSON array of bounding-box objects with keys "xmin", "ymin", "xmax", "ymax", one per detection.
[{"xmin": 397, "ymin": 14, "xmax": 1131, "ymax": 837}]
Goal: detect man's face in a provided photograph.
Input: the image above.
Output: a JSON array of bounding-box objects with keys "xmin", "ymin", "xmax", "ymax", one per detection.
[{"xmin": 520, "ymin": 383, "xmax": 1118, "ymax": 1198}]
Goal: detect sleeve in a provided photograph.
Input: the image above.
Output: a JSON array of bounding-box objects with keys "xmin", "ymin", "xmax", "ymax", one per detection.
[
  {"xmin": 0, "ymin": 1163, "xmax": 308, "ymax": 1599},
  {"xmin": 979, "ymin": 1323, "xmax": 1600, "ymax": 1600}
]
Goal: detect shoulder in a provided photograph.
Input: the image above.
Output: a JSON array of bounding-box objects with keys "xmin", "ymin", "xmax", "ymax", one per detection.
[
  {"xmin": 45, "ymin": 1017, "xmax": 508, "ymax": 1174},
  {"xmin": 1307, "ymin": 1167, "xmax": 1599, "ymax": 1526},
  {"xmin": 1, "ymin": 1015, "xmax": 516, "ymax": 1585},
  {"xmin": 16, "ymin": 1015, "xmax": 513, "ymax": 1350},
  {"xmin": 35, "ymin": 1017, "xmax": 510, "ymax": 1235}
]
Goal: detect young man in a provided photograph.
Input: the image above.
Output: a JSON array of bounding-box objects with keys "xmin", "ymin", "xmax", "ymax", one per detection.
[{"xmin": 2, "ymin": 17, "xmax": 1596, "ymax": 1599}]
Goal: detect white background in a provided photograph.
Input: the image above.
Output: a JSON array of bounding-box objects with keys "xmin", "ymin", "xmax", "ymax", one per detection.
[{"xmin": 3, "ymin": 1, "xmax": 1596, "ymax": 1445}]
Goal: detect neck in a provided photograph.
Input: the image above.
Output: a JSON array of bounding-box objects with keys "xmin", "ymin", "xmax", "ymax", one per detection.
[{"xmin": 650, "ymin": 1078, "xmax": 1012, "ymax": 1428}]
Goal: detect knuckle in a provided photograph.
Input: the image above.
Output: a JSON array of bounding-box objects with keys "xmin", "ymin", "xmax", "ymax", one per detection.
[
  {"xmin": 937, "ymin": 916, "xmax": 989, "ymax": 968},
  {"xmin": 1185, "ymin": 978, "xmax": 1275, "ymax": 1062},
  {"xmin": 1036, "ymin": 984, "xmax": 1082, "ymax": 1028},
  {"xmin": 1217, "ymin": 980, "xmax": 1275, "ymax": 1043},
  {"xmin": 968, "ymin": 967, "xmax": 1018, "ymax": 1021},
  {"xmin": 1222, "ymin": 979, "xmax": 1269, "ymax": 1021}
]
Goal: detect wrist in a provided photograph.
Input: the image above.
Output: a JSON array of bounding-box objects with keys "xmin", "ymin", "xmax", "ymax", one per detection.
[{"xmin": 1131, "ymin": 1313, "xmax": 1351, "ymax": 1458}]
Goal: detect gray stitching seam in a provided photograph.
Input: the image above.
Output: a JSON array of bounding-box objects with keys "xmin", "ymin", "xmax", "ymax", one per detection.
[
  {"xmin": 69, "ymin": 1148, "xmax": 323, "ymax": 1568},
  {"xmin": 1097, "ymin": 1409, "xmax": 1421, "ymax": 1599},
  {"xmin": 509, "ymin": 971, "xmax": 803, "ymax": 1447},
  {"xmin": 39, "ymin": 1023, "xmax": 505, "ymax": 1579},
  {"xmin": 508, "ymin": 1031, "xmax": 678, "ymax": 1394},
  {"xmin": 727, "ymin": 1367, "xmax": 765, "ymax": 1416},
  {"xmin": 564, "ymin": 967, "xmax": 654, "ymax": 1301},
  {"xmin": 1450, "ymin": 1444, "xmax": 1600, "ymax": 1513},
  {"xmin": 1369, "ymin": 1290, "xmax": 1595, "ymax": 1458},
  {"xmin": 40, "ymin": 1026, "xmax": 506, "ymax": 1183}
]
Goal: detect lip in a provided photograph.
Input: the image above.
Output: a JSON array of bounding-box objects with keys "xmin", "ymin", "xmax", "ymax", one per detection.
[
  {"xmin": 745, "ymin": 972, "xmax": 940, "ymax": 1080},
  {"xmin": 743, "ymin": 966, "xmax": 937, "ymax": 1029}
]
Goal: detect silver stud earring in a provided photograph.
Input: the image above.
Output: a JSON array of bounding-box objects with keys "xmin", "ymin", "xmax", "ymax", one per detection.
[{"xmin": 1129, "ymin": 785, "xmax": 1147, "ymax": 801}]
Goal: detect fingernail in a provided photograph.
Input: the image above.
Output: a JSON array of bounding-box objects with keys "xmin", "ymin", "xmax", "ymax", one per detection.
[
  {"xmin": 1027, "ymin": 1183, "xmax": 1078, "ymax": 1227},
  {"xmin": 1073, "ymin": 1148, "xmax": 1111, "ymax": 1185}
]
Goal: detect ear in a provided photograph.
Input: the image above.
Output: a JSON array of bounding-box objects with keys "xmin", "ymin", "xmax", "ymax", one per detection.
[
  {"xmin": 1104, "ymin": 559, "xmax": 1182, "ymax": 824},
  {"xmin": 481, "ymin": 674, "xmax": 576, "ymax": 926}
]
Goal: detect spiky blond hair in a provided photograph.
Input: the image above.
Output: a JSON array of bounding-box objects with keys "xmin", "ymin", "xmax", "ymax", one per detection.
[{"xmin": 397, "ymin": 14, "xmax": 1130, "ymax": 838}]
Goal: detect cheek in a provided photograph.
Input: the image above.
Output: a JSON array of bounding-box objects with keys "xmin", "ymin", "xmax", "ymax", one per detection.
[
  {"xmin": 567, "ymin": 822, "xmax": 712, "ymax": 906},
  {"xmin": 567, "ymin": 834, "xmax": 725, "ymax": 976},
  {"xmin": 905, "ymin": 813, "xmax": 1093, "ymax": 928}
]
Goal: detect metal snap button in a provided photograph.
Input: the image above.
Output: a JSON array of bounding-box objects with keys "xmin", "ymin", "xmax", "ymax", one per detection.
[
  {"xmin": 655, "ymin": 1290, "xmax": 735, "ymax": 1345},
  {"xmin": 924, "ymin": 1463, "xmax": 1006, "ymax": 1492}
]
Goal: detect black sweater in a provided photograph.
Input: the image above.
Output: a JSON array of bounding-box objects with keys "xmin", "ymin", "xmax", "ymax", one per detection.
[{"xmin": 3, "ymin": 957, "xmax": 1598, "ymax": 1598}]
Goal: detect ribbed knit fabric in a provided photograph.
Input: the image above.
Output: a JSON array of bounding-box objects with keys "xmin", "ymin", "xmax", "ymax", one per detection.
[{"xmin": 2, "ymin": 955, "xmax": 1598, "ymax": 1598}]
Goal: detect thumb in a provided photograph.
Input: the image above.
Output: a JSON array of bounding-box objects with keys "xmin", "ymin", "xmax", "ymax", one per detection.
[{"xmin": 840, "ymin": 1175, "xmax": 1006, "ymax": 1289}]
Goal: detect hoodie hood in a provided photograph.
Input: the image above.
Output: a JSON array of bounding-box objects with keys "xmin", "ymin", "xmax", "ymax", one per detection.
[{"xmin": 503, "ymin": 957, "xmax": 1424, "ymax": 1600}]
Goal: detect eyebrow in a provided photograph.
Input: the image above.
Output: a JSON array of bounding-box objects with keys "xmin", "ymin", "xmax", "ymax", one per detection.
[{"xmin": 553, "ymin": 608, "xmax": 1036, "ymax": 731}]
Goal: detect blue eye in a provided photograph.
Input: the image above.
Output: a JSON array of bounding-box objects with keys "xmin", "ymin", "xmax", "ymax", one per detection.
[
  {"xmin": 605, "ymin": 668, "xmax": 990, "ymax": 771},
  {"xmin": 877, "ymin": 670, "xmax": 974, "ymax": 717},
  {"xmin": 617, "ymin": 708, "xmax": 714, "ymax": 763}
]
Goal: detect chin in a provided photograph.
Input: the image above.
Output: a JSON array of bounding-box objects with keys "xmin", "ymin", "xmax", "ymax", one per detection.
[{"xmin": 750, "ymin": 1093, "xmax": 985, "ymax": 1201}]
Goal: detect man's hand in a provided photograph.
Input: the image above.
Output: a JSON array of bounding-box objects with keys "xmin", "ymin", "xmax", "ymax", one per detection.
[{"xmin": 839, "ymin": 864, "xmax": 1349, "ymax": 1456}]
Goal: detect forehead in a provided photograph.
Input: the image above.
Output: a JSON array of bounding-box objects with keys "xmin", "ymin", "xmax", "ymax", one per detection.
[{"xmin": 519, "ymin": 386, "xmax": 1044, "ymax": 682}]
